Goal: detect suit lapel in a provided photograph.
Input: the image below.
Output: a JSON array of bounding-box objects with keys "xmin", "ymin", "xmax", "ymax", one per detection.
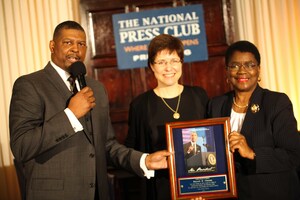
[
  {"xmin": 44, "ymin": 62, "xmax": 72, "ymax": 101},
  {"xmin": 79, "ymin": 113, "xmax": 94, "ymax": 144},
  {"xmin": 240, "ymin": 86, "xmax": 263, "ymax": 147},
  {"xmin": 221, "ymin": 92, "xmax": 234, "ymax": 117}
]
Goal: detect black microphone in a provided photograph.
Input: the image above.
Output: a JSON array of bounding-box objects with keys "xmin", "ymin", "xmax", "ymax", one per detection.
[
  {"xmin": 69, "ymin": 61, "xmax": 87, "ymax": 89},
  {"xmin": 69, "ymin": 61, "xmax": 94, "ymax": 144}
]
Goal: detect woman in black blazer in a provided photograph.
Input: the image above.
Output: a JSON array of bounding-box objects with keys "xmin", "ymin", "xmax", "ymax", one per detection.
[{"xmin": 208, "ymin": 41, "xmax": 300, "ymax": 200}]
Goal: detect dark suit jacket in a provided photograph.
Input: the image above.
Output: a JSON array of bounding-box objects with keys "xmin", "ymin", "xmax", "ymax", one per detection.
[
  {"xmin": 208, "ymin": 85, "xmax": 300, "ymax": 200},
  {"xmin": 9, "ymin": 62, "xmax": 144, "ymax": 200},
  {"xmin": 183, "ymin": 142, "xmax": 202, "ymax": 159}
]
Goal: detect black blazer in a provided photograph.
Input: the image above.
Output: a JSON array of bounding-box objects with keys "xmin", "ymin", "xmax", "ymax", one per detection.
[{"xmin": 208, "ymin": 85, "xmax": 300, "ymax": 200}]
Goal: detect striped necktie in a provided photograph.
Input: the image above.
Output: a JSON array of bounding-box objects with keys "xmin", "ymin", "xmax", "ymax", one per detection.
[{"xmin": 67, "ymin": 76, "xmax": 78, "ymax": 94}]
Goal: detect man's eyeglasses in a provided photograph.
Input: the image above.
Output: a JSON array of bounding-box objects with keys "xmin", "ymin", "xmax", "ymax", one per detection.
[
  {"xmin": 153, "ymin": 59, "xmax": 182, "ymax": 67},
  {"xmin": 227, "ymin": 62, "xmax": 258, "ymax": 71}
]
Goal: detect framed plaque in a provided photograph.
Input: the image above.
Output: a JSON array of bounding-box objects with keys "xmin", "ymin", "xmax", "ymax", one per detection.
[{"xmin": 165, "ymin": 117, "xmax": 237, "ymax": 199}]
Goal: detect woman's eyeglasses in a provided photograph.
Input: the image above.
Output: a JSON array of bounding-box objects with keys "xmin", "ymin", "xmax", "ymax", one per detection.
[
  {"xmin": 153, "ymin": 59, "xmax": 182, "ymax": 67},
  {"xmin": 227, "ymin": 62, "xmax": 258, "ymax": 71}
]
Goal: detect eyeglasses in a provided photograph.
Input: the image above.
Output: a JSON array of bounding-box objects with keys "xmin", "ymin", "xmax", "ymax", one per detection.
[
  {"xmin": 227, "ymin": 62, "xmax": 258, "ymax": 71},
  {"xmin": 153, "ymin": 59, "xmax": 182, "ymax": 67}
]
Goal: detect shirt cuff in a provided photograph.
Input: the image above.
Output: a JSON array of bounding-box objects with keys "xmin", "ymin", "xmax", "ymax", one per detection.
[
  {"xmin": 140, "ymin": 153, "xmax": 155, "ymax": 179},
  {"xmin": 64, "ymin": 108, "xmax": 83, "ymax": 132}
]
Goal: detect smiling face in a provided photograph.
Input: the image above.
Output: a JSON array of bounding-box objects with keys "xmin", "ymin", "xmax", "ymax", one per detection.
[
  {"xmin": 150, "ymin": 49, "xmax": 182, "ymax": 88},
  {"xmin": 49, "ymin": 28, "xmax": 87, "ymax": 72},
  {"xmin": 226, "ymin": 51, "xmax": 260, "ymax": 93}
]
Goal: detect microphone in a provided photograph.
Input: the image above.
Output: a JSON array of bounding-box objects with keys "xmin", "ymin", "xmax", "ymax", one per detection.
[
  {"xmin": 69, "ymin": 61, "xmax": 87, "ymax": 89},
  {"xmin": 69, "ymin": 61, "xmax": 94, "ymax": 144}
]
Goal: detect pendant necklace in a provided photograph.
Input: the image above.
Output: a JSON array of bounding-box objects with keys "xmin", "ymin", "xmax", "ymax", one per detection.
[
  {"xmin": 160, "ymin": 92, "xmax": 181, "ymax": 119},
  {"xmin": 233, "ymin": 97, "xmax": 248, "ymax": 108}
]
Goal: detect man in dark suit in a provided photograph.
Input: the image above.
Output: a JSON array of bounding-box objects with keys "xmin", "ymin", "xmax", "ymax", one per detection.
[
  {"xmin": 183, "ymin": 131, "xmax": 202, "ymax": 170},
  {"xmin": 9, "ymin": 20, "xmax": 170, "ymax": 200},
  {"xmin": 183, "ymin": 131, "xmax": 202, "ymax": 158}
]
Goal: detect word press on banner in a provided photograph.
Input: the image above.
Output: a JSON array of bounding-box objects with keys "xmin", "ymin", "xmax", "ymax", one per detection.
[{"xmin": 113, "ymin": 4, "xmax": 208, "ymax": 70}]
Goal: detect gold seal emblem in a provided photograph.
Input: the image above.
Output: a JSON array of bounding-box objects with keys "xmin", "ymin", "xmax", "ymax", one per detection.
[{"xmin": 207, "ymin": 153, "xmax": 216, "ymax": 166}]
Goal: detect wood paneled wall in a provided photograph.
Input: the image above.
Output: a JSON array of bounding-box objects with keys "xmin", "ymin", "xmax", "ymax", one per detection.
[{"xmin": 80, "ymin": 0, "xmax": 233, "ymax": 144}]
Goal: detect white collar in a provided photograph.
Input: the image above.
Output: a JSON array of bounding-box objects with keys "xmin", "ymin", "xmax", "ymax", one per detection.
[{"xmin": 50, "ymin": 61, "xmax": 70, "ymax": 82}]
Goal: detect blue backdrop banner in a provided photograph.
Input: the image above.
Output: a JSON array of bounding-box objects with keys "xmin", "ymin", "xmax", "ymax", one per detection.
[{"xmin": 112, "ymin": 4, "xmax": 208, "ymax": 70}]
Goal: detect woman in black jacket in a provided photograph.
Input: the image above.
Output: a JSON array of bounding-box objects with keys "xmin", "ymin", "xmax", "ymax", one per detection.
[{"xmin": 208, "ymin": 40, "xmax": 300, "ymax": 200}]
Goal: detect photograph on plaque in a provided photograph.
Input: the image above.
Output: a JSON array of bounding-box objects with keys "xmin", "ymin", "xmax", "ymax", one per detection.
[{"xmin": 165, "ymin": 117, "xmax": 237, "ymax": 199}]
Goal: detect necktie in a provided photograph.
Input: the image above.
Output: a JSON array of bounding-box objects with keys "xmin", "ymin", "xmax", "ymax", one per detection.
[
  {"xmin": 67, "ymin": 76, "xmax": 78, "ymax": 94},
  {"xmin": 194, "ymin": 143, "xmax": 197, "ymax": 154}
]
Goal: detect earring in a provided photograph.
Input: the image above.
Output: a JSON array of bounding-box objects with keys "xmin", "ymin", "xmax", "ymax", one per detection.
[{"xmin": 258, "ymin": 77, "xmax": 261, "ymax": 82}]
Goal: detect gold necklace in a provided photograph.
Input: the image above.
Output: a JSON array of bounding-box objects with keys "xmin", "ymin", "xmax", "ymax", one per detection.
[
  {"xmin": 160, "ymin": 94, "xmax": 181, "ymax": 119},
  {"xmin": 233, "ymin": 97, "xmax": 248, "ymax": 108}
]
